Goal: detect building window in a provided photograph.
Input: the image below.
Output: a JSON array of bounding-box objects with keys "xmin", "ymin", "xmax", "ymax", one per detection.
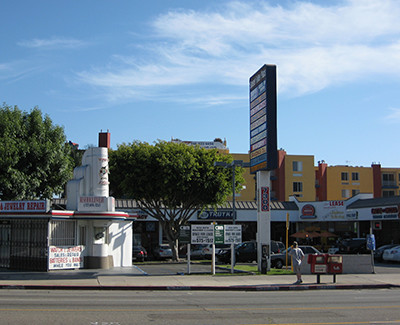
[
  {"xmin": 49, "ymin": 220, "xmax": 77, "ymax": 246},
  {"xmin": 293, "ymin": 182, "xmax": 303, "ymax": 192},
  {"xmin": 293, "ymin": 161, "xmax": 303, "ymax": 172},
  {"xmin": 383, "ymin": 173, "xmax": 395, "ymax": 181},
  {"xmin": 383, "ymin": 190, "xmax": 395, "ymax": 197},
  {"xmin": 352, "ymin": 172, "xmax": 359, "ymax": 181},
  {"xmin": 383, "ymin": 173, "xmax": 395, "ymax": 186},
  {"xmin": 352, "ymin": 189, "xmax": 360, "ymax": 196},
  {"xmin": 342, "ymin": 189, "xmax": 350, "ymax": 198},
  {"xmin": 341, "ymin": 172, "xmax": 348, "ymax": 181}
]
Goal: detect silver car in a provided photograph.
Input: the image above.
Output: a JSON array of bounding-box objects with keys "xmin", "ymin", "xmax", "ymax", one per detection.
[{"xmin": 153, "ymin": 244, "xmax": 173, "ymax": 260}]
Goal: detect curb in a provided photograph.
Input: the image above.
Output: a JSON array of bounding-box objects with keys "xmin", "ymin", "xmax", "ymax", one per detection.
[{"xmin": 0, "ymin": 283, "xmax": 398, "ymax": 291}]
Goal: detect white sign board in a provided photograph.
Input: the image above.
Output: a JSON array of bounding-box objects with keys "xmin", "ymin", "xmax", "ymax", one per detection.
[
  {"xmin": 49, "ymin": 246, "xmax": 84, "ymax": 270},
  {"xmin": 224, "ymin": 225, "xmax": 242, "ymax": 244},
  {"xmin": 191, "ymin": 225, "xmax": 214, "ymax": 244}
]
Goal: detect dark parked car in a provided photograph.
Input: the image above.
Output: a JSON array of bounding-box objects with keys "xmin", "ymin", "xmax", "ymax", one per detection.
[
  {"xmin": 338, "ymin": 238, "xmax": 368, "ymax": 254},
  {"xmin": 217, "ymin": 241, "xmax": 256, "ymax": 263},
  {"xmin": 271, "ymin": 245, "xmax": 321, "ymax": 269},
  {"xmin": 217, "ymin": 240, "xmax": 285, "ymax": 264},
  {"xmin": 271, "ymin": 240, "xmax": 285, "ymax": 254},
  {"xmin": 133, "ymin": 246, "xmax": 147, "ymax": 262}
]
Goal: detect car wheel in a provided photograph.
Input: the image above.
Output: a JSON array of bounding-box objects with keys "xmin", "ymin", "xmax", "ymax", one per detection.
[{"xmin": 275, "ymin": 259, "xmax": 283, "ymax": 269}]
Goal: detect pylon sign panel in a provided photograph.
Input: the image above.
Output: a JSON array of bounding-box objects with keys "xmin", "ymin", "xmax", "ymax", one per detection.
[{"xmin": 249, "ymin": 64, "xmax": 278, "ymax": 173}]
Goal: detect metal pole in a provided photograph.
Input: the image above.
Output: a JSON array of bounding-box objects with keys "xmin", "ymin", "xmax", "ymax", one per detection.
[
  {"xmin": 286, "ymin": 213, "xmax": 289, "ymax": 269},
  {"xmin": 232, "ymin": 162, "xmax": 236, "ymax": 225}
]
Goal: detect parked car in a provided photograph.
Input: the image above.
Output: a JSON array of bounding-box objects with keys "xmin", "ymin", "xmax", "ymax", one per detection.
[
  {"xmin": 201, "ymin": 244, "xmax": 231, "ymax": 259},
  {"xmin": 187, "ymin": 244, "xmax": 205, "ymax": 259},
  {"xmin": 153, "ymin": 244, "xmax": 173, "ymax": 260},
  {"xmin": 217, "ymin": 241, "xmax": 257, "ymax": 263},
  {"xmin": 133, "ymin": 246, "xmax": 147, "ymax": 262},
  {"xmin": 337, "ymin": 238, "xmax": 368, "ymax": 254},
  {"xmin": 216, "ymin": 240, "xmax": 287, "ymax": 264},
  {"xmin": 327, "ymin": 246, "xmax": 339, "ymax": 254},
  {"xmin": 382, "ymin": 245, "xmax": 400, "ymax": 262},
  {"xmin": 271, "ymin": 245, "xmax": 321, "ymax": 269},
  {"xmin": 374, "ymin": 244, "xmax": 398, "ymax": 261},
  {"xmin": 271, "ymin": 240, "xmax": 285, "ymax": 254}
]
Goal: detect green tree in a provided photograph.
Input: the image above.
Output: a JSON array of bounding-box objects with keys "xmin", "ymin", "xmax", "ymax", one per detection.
[
  {"xmin": 109, "ymin": 140, "xmax": 245, "ymax": 261},
  {"xmin": 0, "ymin": 103, "xmax": 73, "ymax": 200}
]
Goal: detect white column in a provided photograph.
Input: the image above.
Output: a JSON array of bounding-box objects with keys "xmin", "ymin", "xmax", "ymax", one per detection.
[{"xmin": 257, "ymin": 170, "xmax": 271, "ymax": 272}]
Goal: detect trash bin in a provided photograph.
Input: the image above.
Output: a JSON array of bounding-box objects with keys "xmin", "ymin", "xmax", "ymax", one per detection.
[{"xmin": 261, "ymin": 256, "xmax": 267, "ymax": 274}]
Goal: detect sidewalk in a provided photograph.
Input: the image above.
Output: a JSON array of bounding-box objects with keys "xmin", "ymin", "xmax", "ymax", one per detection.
[{"xmin": 1, "ymin": 266, "xmax": 399, "ymax": 291}]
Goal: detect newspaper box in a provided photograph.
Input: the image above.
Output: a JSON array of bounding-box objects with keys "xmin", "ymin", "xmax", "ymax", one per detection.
[
  {"xmin": 307, "ymin": 254, "xmax": 328, "ymax": 274},
  {"xmin": 327, "ymin": 255, "xmax": 343, "ymax": 274}
]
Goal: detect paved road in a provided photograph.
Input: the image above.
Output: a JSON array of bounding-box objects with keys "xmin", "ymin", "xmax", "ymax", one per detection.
[{"xmin": 1, "ymin": 288, "xmax": 399, "ymax": 325}]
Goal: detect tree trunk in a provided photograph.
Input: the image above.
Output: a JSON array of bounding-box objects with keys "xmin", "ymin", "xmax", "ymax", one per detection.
[{"xmin": 162, "ymin": 221, "xmax": 180, "ymax": 261}]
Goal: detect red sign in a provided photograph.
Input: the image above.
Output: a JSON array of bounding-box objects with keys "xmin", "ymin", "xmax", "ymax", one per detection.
[
  {"xmin": 0, "ymin": 200, "xmax": 48, "ymax": 213},
  {"xmin": 302, "ymin": 204, "xmax": 315, "ymax": 216}
]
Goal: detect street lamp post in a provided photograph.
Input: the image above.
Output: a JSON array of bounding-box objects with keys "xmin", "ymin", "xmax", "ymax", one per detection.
[
  {"xmin": 214, "ymin": 160, "xmax": 250, "ymax": 273},
  {"xmin": 214, "ymin": 160, "xmax": 250, "ymax": 224}
]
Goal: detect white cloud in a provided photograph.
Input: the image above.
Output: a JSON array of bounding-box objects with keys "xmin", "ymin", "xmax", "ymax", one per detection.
[
  {"xmin": 18, "ymin": 37, "xmax": 86, "ymax": 49},
  {"xmin": 76, "ymin": 0, "xmax": 400, "ymax": 101}
]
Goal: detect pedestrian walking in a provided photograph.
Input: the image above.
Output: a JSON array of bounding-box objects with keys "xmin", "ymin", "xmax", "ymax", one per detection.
[{"xmin": 288, "ymin": 241, "xmax": 305, "ymax": 284}]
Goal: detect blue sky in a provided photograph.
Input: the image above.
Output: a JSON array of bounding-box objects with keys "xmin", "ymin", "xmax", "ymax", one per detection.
[{"xmin": 1, "ymin": 0, "xmax": 400, "ymax": 167}]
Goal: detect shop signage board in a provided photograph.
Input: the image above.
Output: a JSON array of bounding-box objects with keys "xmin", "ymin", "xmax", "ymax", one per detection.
[
  {"xmin": 197, "ymin": 210, "xmax": 234, "ymax": 220},
  {"xmin": 249, "ymin": 64, "xmax": 278, "ymax": 174},
  {"xmin": 0, "ymin": 200, "xmax": 50, "ymax": 213},
  {"xmin": 48, "ymin": 246, "xmax": 84, "ymax": 270},
  {"xmin": 371, "ymin": 206, "xmax": 399, "ymax": 219}
]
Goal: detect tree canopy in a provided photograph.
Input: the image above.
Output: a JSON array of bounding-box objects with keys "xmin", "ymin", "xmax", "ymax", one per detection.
[
  {"xmin": 0, "ymin": 103, "xmax": 73, "ymax": 200},
  {"xmin": 109, "ymin": 140, "xmax": 245, "ymax": 260}
]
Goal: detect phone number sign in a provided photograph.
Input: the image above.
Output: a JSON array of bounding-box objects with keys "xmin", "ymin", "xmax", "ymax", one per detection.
[
  {"xmin": 190, "ymin": 224, "xmax": 242, "ymax": 244},
  {"xmin": 191, "ymin": 225, "xmax": 214, "ymax": 244}
]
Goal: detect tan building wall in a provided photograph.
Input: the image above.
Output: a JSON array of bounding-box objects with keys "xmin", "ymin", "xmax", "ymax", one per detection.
[
  {"xmin": 326, "ymin": 166, "xmax": 373, "ymax": 200},
  {"xmin": 283, "ymin": 154, "xmax": 315, "ymax": 201}
]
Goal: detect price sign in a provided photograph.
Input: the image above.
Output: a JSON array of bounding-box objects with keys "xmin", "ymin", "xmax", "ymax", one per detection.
[{"xmin": 261, "ymin": 187, "xmax": 269, "ymax": 212}]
